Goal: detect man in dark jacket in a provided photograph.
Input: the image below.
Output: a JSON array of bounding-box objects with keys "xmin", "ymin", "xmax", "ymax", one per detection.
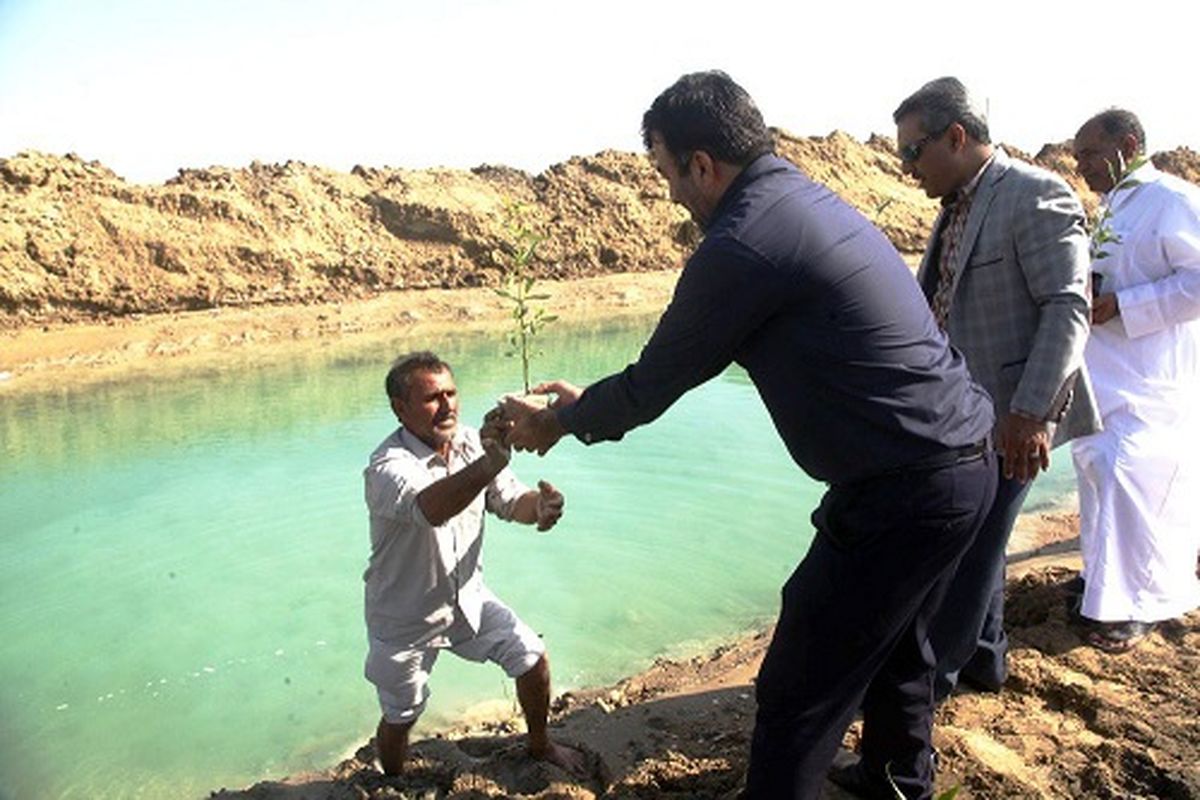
[{"xmin": 505, "ymin": 71, "xmax": 997, "ymax": 799}]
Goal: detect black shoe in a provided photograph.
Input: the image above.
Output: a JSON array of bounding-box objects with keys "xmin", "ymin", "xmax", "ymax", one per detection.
[
  {"xmin": 828, "ymin": 750, "xmax": 939, "ymax": 799},
  {"xmin": 827, "ymin": 753, "xmax": 893, "ymax": 799},
  {"xmin": 957, "ymin": 669, "xmax": 1005, "ymax": 694}
]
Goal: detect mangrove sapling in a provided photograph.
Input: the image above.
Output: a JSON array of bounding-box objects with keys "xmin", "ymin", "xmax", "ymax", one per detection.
[{"xmin": 494, "ymin": 202, "xmax": 557, "ymax": 395}]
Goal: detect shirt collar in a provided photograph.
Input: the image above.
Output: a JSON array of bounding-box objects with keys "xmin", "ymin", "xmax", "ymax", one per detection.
[
  {"xmin": 707, "ymin": 152, "xmax": 790, "ymax": 226},
  {"xmin": 1105, "ymin": 160, "xmax": 1157, "ymax": 210},
  {"xmin": 398, "ymin": 427, "xmax": 463, "ymax": 466},
  {"xmin": 943, "ymin": 154, "xmax": 994, "ymax": 208}
]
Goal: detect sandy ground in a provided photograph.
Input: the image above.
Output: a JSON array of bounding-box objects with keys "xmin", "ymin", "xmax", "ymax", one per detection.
[{"xmin": 4, "ymin": 272, "xmax": 1196, "ymax": 799}]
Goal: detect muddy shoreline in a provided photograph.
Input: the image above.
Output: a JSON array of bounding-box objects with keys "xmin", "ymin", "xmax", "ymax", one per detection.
[{"xmin": 0, "ymin": 270, "xmax": 680, "ymax": 395}]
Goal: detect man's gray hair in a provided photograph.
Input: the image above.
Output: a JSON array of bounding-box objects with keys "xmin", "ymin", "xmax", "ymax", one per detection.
[
  {"xmin": 893, "ymin": 77, "xmax": 991, "ymax": 144},
  {"xmin": 1083, "ymin": 108, "xmax": 1146, "ymax": 154},
  {"xmin": 385, "ymin": 351, "xmax": 452, "ymax": 400}
]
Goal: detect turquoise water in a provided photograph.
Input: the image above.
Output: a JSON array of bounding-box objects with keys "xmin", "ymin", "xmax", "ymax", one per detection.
[{"xmin": 0, "ymin": 315, "xmax": 1075, "ymax": 799}]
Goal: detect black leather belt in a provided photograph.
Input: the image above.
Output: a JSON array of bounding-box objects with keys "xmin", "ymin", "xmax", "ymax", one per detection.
[
  {"xmin": 843, "ymin": 438, "xmax": 992, "ymax": 486},
  {"xmin": 905, "ymin": 438, "xmax": 990, "ymax": 472}
]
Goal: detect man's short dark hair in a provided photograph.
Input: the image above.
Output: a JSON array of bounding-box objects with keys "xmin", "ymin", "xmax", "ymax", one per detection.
[
  {"xmin": 1083, "ymin": 108, "xmax": 1146, "ymax": 154},
  {"xmin": 385, "ymin": 351, "xmax": 452, "ymax": 400},
  {"xmin": 641, "ymin": 70, "xmax": 775, "ymax": 169},
  {"xmin": 893, "ymin": 77, "xmax": 991, "ymax": 145}
]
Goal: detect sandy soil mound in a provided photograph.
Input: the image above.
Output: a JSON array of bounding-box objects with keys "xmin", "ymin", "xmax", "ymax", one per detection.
[
  {"xmin": 1152, "ymin": 147, "xmax": 1200, "ymax": 185},
  {"xmin": 0, "ymin": 148, "xmax": 691, "ymax": 327},
  {"xmin": 8, "ymin": 133, "xmax": 1196, "ymax": 331}
]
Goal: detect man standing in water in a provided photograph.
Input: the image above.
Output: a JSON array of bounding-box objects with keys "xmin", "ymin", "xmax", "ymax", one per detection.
[
  {"xmin": 362, "ymin": 351, "xmax": 584, "ymax": 776},
  {"xmin": 503, "ymin": 71, "xmax": 997, "ymax": 799}
]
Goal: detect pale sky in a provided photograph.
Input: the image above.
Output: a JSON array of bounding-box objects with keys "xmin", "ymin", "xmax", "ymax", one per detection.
[{"xmin": 0, "ymin": 0, "xmax": 1192, "ymax": 185}]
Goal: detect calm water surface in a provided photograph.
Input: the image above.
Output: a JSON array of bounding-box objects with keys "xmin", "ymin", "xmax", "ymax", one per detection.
[{"xmin": 0, "ymin": 315, "xmax": 1074, "ymax": 799}]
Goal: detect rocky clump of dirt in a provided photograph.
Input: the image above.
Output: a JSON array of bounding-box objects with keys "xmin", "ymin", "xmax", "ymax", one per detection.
[
  {"xmin": 933, "ymin": 567, "xmax": 1199, "ymax": 799},
  {"xmin": 1153, "ymin": 147, "xmax": 1200, "ymax": 185}
]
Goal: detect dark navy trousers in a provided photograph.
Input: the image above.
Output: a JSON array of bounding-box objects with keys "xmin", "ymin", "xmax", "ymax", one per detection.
[
  {"xmin": 930, "ymin": 462, "xmax": 1032, "ymax": 701},
  {"xmin": 744, "ymin": 452, "xmax": 997, "ymax": 800}
]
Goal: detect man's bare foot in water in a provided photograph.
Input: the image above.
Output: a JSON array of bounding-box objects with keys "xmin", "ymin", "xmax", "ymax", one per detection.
[{"xmin": 530, "ymin": 739, "xmax": 589, "ymax": 777}]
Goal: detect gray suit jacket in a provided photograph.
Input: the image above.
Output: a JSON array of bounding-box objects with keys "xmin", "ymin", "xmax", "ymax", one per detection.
[{"xmin": 917, "ymin": 149, "xmax": 1100, "ymax": 446}]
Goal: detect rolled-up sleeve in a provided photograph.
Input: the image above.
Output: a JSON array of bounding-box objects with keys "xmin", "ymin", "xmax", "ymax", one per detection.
[
  {"xmin": 364, "ymin": 456, "xmax": 435, "ymax": 531},
  {"xmin": 485, "ymin": 465, "xmax": 529, "ymax": 521}
]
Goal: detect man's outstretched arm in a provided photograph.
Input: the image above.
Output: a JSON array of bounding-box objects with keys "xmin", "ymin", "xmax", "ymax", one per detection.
[{"xmin": 416, "ymin": 420, "xmax": 511, "ymax": 526}]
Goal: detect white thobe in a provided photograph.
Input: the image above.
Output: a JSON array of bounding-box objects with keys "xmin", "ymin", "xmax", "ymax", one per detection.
[{"xmin": 1072, "ymin": 164, "xmax": 1200, "ymax": 622}]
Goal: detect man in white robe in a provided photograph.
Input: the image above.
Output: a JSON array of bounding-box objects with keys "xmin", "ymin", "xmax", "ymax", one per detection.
[{"xmin": 1070, "ymin": 108, "xmax": 1200, "ymax": 651}]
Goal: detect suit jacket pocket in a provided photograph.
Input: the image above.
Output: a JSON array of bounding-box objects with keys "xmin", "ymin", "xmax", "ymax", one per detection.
[{"xmin": 964, "ymin": 250, "xmax": 1004, "ymax": 271}]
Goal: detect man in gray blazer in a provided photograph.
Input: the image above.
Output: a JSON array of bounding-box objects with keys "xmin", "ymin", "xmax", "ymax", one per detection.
[{"xmin": 893, "ymin": 79, "xmax": 1098, "ymax": 700}]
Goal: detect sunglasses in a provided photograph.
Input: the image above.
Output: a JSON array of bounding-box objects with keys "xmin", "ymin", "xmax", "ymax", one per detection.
[{"xmin": 898, "ymin": 127, "xmax": 948, "ymax": 164}]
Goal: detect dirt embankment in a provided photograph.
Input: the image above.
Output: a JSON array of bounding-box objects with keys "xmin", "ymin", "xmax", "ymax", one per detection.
[
  {"xmin": 6, "ymin": 131, "xmax": 1198, "ymax": 333},
  {"xmin": 0, "ymin": 147, "xmax": 692, "ymax": 327}
]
